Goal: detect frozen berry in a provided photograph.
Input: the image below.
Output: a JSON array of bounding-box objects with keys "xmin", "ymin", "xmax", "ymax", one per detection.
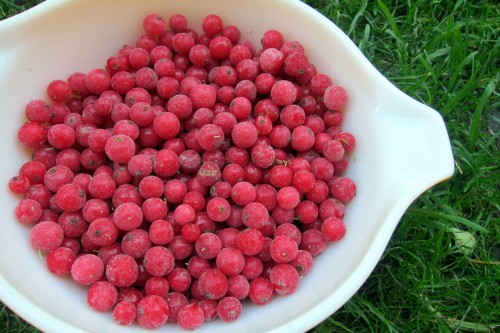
[{"xmin": 137, "ymin": 295, "xmax": 170, "ymax": 329}]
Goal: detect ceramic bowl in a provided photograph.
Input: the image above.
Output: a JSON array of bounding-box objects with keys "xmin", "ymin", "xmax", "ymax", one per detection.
[{"xmin": 0, "ymin": 0, "xmax": 454, "ymax": 332}]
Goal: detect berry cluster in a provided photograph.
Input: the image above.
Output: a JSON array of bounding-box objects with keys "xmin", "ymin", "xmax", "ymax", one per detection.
[{"xmin": 10, "ymin": 12, "xmax": 356, "ymax": 330}]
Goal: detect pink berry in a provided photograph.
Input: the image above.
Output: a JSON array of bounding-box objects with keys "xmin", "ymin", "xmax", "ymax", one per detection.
[
  {"xmin": 87, "ymin": 281, "xmax": 118, "ymax": 312},
  {"xmin": 289, "ymin": 250, "xmax": 314, "ymax": 277},
  {"xmin": 215, "ymin": 247, "xmax": 245, "ymax": 277},
  {"xmin": 85, "ymin": 68, "xmax": 111, "ymax": 95},
  {"xmin": 177, "ymin": 303, "xmax": 205, "ymax": 329},
  {"xmin": 71, "ymin": 254, "xmax": 104, "ymax": 285},
  {"xmin": 322, "ymin": 216, "xmax": 347, "ymax": 242},
  {"xmin": 87, "ymin": 217, "xmax": 119, "ymax": 247},
  {"xmin": 276, "ymin": 186, "xmax": 300, "ymax": 210},
  {"xmin": 270, "ymin": 235, "xmax": 299, "ymax": 263},
  {"xmin": 217, "ymin": 296, "xmax": 242, "ymax": 322},
  {"xmin": 235, "ymin": 228, "xmax": 264, "ymax": 256},
  {"xmin": 231, "ymin": 122, "xmax": 258, "ymax": 148},
  {"xmin": 15, "ymin": 198, "xmax": 42, "ymax": 225},
  {"xmin": 143, "ymin": 13, "xmax": 167, "ymax": 37},
  {"xmin": 121, "ymin": 229, "xmax": 152, "ymax": 259},
  {"xmin": 46, "ymin": 247, "xmax": 76, "ymax": 275},
  {"xmin": 270, "ymin": 80, "xmax": 296, "ymax": 106},
  {"xmin": 201, "ymin": 14, "xmax": 223, "ymax": 37},
  {"xmin": 55, "ymin": 183, "xmax": 86, "ymax": 212},
  {"xmin": 290, "ymin": 125, "xmax": 316, "ymax": 152},
  {"xmin": 137, "ymin": 295, "xmax": 170, "ymax": 329},
  {"xmin": 113, "ymin": 202, "xmax": 143, "ymax": 231},
  {"xmin": 248, "ymin": 277, "xmax": 274, "ymax": 305},
  {"xmin": 167, "ymin": 267, "xmax": 192, "ymax": 293},
  {"xmin": 113, "ymin": 302, "xmax": 137, "ymax": 326},
  {"xmin": 106, "ymin": 254, "xmax": 139, "ymax": 288},
  {"xmin": 269, "ymin": 263, "xmax": 300, "ymax": 296},
  {"xmin": 331, "ymin": 176, "xmax": 356, "ymax": 203},
  {"xmin": 143, "ymin": 246, "xmax": 175, "ymax": 277},
  {"xmin": 262, "ymin": 29, "xmax": 285, "ymax": 49},
  {"xmin": 30, "ymin": 220, "xmax": 64, "ymax": 253},
  {"xmin": 17, "ymin": 122, "xmax": 47, "ymax": 149},
  {"xmin": 259, "ymin": 48, "xmax": 285, "ymax": 74},
  {"xmin": 198, "ymin": 124, "xmax": 225, "ymax": 151},
  {"xmin": 153, "ymin": 149, "xmax": 180, "ymax": 178},
  {"xmin": 324, "ymin": 85, "xmax": 348, "ymax": 110},
  {"xmin": 198, "ymin": 268, "xmax": 228, "ymax": 300},
  {"xmin": 105, "ymin": 134, "xmax": 136, "ymax": 163},
  {"xmin": 47, "ymin": 80, "xmax": 71, "ymax": 103},
  {"xmin": 9, "ymin": 175, "xmax": 31, "ymax": 194},
  {"xmin": 241, "ymin": 202, "xmax": 268, "ymax": 229}
]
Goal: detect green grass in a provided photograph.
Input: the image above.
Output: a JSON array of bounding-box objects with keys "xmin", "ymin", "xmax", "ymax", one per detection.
[{"xmin": 1, "ymin": 0, "xmax": 499, "ymax": 332}]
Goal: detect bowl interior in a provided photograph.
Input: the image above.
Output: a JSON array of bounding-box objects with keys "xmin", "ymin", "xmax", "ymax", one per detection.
[{"xmin": 0, "ymin": 0, "xmax": 453, "ymax": 332}]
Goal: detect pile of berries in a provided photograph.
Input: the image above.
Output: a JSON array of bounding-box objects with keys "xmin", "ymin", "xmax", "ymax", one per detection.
[{"xmin": 10, "ymin": 12, "xmax": 356, "ymax": 330}]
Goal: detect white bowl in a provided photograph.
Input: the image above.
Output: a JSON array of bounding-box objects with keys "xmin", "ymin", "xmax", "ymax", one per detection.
[{"xmin": 0, "ymin": 0, "xmax": 455, "ymax": 332}]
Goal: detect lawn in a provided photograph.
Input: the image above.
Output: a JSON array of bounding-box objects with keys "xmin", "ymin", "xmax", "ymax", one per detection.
[{"xmin": 1, "ymin": 0, "xmax": 498, "ymax": 332}]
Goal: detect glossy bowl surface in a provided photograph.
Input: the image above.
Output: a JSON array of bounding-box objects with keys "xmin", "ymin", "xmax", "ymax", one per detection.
[{"xmin": 0, "ymin": 1, "xmax": 454, "ymax": 332}]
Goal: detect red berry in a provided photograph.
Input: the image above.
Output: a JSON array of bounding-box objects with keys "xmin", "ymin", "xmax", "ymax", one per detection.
[
  {"xmin": 143, "ymin": 246, "xmax": 175, "ymax": 277},
  {"xmin": 167, "ymin": 267, "xmax": 192, "ymax": 293},
  {"xmin": 47, "ymin": 80, "xmax": 71, "ymax": 103},
  {"xmin": 17, "ymin": 122, "xmax": 47, "ymax": 149},
  {"xmin": 202, "ymin": 14, "xmax": 223, "ymax": 37},
  {"xmin": 262, "ymin": 30, "xmax": 285, "ymax": 49},
  {"xmin": 235, "ymin": 228, "xmax": 264, "ymax": 256},
  {"xmin": 241, "ymin": 202, "xmax": 268, "ymax": 229},
  {"xmin": 113, "ymin": 302, "xmax": 137, "ymax": 326},
  {"xmin": 106, "ymin": 254, "xmax": 139, "ymax": 288},
  {"xmin": 270, "ymin": 80, "xmax": 296, "ymax": 106},
  {"xmin": 324, "ymin": 85, "xmax": 348, "ymax": 110},
  {"xmin": 291, "ymin": 125, "xmax": 316, "ymax": 152},
  {"xmin": 259, "ymin": 48, "xmax": 285, "ymax": 74},
  {"xmin": 217, "ymin": 296, "xmax": 242, "ymax": 322},
  {"xmin": 276, "ymin": 186, "xmax": 300, "ymax": 210},
  {"xmin": 46, "ymin": 247, "xmax": 76, "ymax": 275},
  {"xmin": 198, "ymin": 124, "xmax": 225, "ymax": 151},
  {"xmin": 15, "ymin": 198, "xmax": 42, "ymax": 224},
  {"xmin": 322, "ymin": 216, "xmax": 347, "ymax": 242},
  {"xmin": 270, "ymin": 235, "xmax": 299, "ymax": 263},
  {"xmin": 198, "ymin": 268, "xmax": 228, "ymax": 300},
  {"xmin": 248, "ymin": 277, "xmax": 274, "ymax": 305},
  {"xmin": 71, "ymin": 254, "xmax": 104, "ymax": 285},
  {"xmin": 269, "ymin": 263, "xmax": 300, "ymax": 295},
  {"xmin": 55, "ymin": 183, "xmax": 86, "ymax": 212},
  {"xmin": 87, "ymin": 217, "xmax": 119, "ymax": 247},
  {"xmin": 177, "ymin": 303, "xmax": 205, "ymax": 329},
  {"xmin": 121, "ymin": 229, "xmax": 152, "ymax": 259},
  {"xmin": 331, "ymin": 176, "xmax": 356, "ymax": 203},
  {"xmin": 231, "ymin": 122, "xmax": 258, "ymax": 148},
  {"xmin": 105, "ymin": 134, "xmax": 136, "ymax": 163},
  {"xmin": 216, "ymin": 247, "xmax": 245, "ymax": 277},
  {"xmin": 300, "ymin": 229, "xmax": 327, "ymax": 257},
  {"xmin": 30, "ymin": 220, "xmax": 64, "ymax": 253},
  {"xmin": 153, "ymin": 149, "xmax": 180, "ymax": 178},
  {"xmin": 85, "ymin": 68, "xmax": 111, "ymax": 95},
  {"xmin": 195, "ymin": 232, "xmax": 222, "ymax": 260},
  {"xmin": 25, "ymin": 99, "xmax": 52, "ymax": 124},
  {"xmin": 137, "ymin": 295, "xmax": 170, "ymax": 329},
  {"xmin": 87, "ymin": 281, "xmax": 118, "ymax": 312},
  {"xmin": 143, "ymin": 13, "xmax": 167, "ymax": 37}
]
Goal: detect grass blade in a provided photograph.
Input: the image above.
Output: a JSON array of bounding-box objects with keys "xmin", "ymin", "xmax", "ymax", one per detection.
[{"xmin": 466, "ymin": 77, "xmax": 497, "ymax": 151}]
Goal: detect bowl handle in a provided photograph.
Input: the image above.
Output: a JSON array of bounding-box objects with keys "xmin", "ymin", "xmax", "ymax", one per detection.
[{"xmin": 374, "ymin": 88, "xmax": 455, "ymax": 197}]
